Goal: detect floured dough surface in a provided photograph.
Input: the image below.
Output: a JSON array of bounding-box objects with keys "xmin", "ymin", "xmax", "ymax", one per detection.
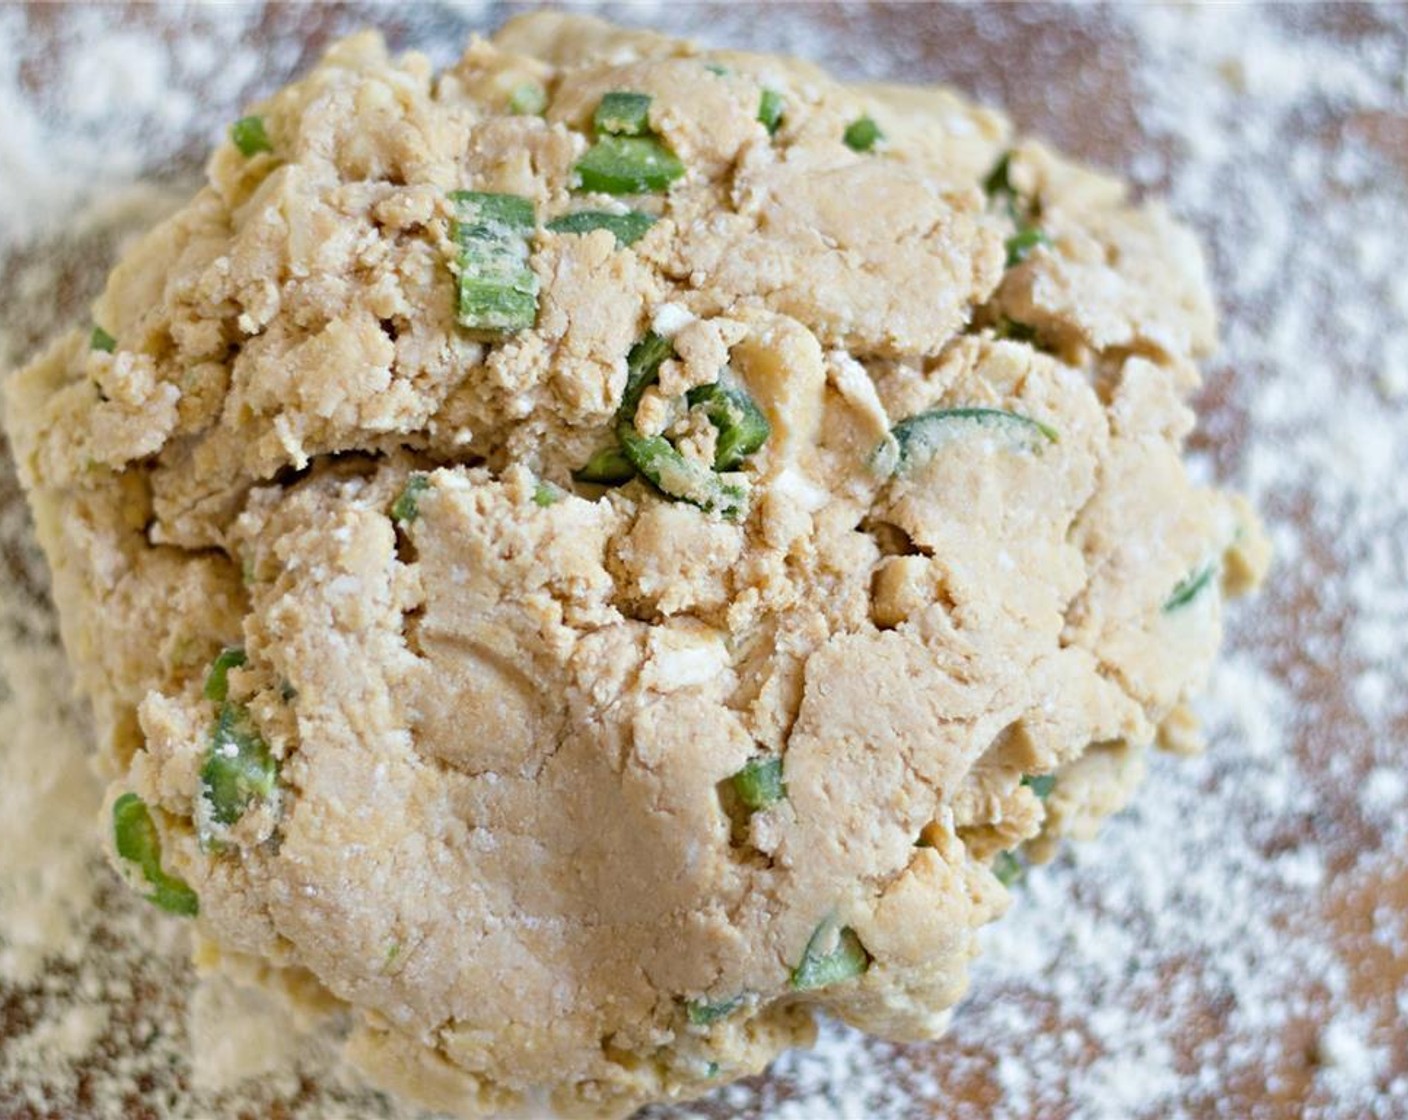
[{"xmin": 2, "ymin": 13, "xmax": 1268, "ymax": 1119}]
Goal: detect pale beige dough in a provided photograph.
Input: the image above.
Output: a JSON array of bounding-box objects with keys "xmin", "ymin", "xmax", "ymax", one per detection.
[{"xmin": 3, "ymin": 13, "xmax": 1269, "ymax": 1118}]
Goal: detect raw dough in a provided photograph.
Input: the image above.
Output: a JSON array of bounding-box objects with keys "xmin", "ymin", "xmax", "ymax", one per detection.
[{"xmin": 3, "ymin": 13, "xmax": 1268, "ymax": 1118}]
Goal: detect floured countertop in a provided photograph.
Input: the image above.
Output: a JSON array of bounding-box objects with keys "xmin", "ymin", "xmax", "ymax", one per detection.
[{"xmin": 1, "ymin": 4, "xmax": 1405, "ymax": 1119}]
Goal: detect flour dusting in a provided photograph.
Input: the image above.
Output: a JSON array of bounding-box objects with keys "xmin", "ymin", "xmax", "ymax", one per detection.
[{"xmin": 2, "ymin": 4, "xmax": 1405, "ymax": 1118}]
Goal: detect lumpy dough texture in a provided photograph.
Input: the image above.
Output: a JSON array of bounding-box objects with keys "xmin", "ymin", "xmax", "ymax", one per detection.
[{"xmin": 4, "ymin": 14, "xmax": 1269, "ymax": 1119}]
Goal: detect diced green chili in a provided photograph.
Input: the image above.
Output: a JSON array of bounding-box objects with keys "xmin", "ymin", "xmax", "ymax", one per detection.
[
  {"xmin": 113, "ymin": 793, "xmax": 199, "ymax": 917},
  {"xmin": 575, "ymin": 136, "xmax": 685, "ymax": 195},
  {"xmin": 730, "ymin": 755, "xmax": 785, "ymax": 812},
  {"xmin": 758, "ymin": 89, "xmax": 784, "ymax": 135},
  {"xmin": 984, "ymin": 150, "xmax": 1054, "ymax": 266},
  {"xmin": 532, "ymin": 481, "xmax": 563, "ymax": 507},
  {"xmin": 611, "ymin": 333, "xmax": 749, "ymax": 518},
  {"xmin": 993, "ymin": 850, "xmax": 1024, "ymax": 887},
  {"xmin": 843, "ymin": 116, "xmax": 883, "ymax": 152},
  {"xmin": 617, "ymin": 428, "xmax": 748, "ymax": 519},
  {"xmin": 452, "ymin": 190, "xmax": 535, "ymax": 236},
  {"xmin": 203, "ymin": 646, "xmax": 247, "ymax": 704},
  {"xmin": 90, "ymin": 326, "xmax": 117, "ymax": 353},
  {"xmin": 508, "ymin": 81, "xmax": 548, "ymax": 115},
  {"xmin": 685, "ymin": 994, "xmax": 743, "ymax": 1026},
  {"xmin": 449, "ymin": 190, "xmax": 539, "ymax": 334},
  {"xmin": 594, "ymin": 91, "xmax": 653, "ymax": 137},
  {"xmin": 1005, "ymin": 226, "xmax": 1051, "ymax": 266},
  {"xmin": 1163, "ymin": 563, "xmax": 1217, "ymax": 612},
  {"xmin": 392, "ymin": 474, "xmax": 431, "ymax": 524},
  {"xmin": 230, "ymin": 115, "xmax": 273, "ymax": 157},
  {"xmin": 200, "ymin": 702, "xmax": 278, "ymax": 828},
  {"xmin": 887, "ymin": 407, "xmax": 1058, "ymax": 474},
  {"xmin": 983, "ymin": 151, "xmax": 1015, "ymax": 200},
  {"xmin": 617, "ymin": 332, "xmax": 675, "ymax": 419},
  {"xmin": 791, "ymin": 922, "xmax": 869, "ymax": 990},
  {"xmin": 705, "ymin": 63, "xmax": 730, "ymax": 77},
  {"xmin": 545, "ymin": 209, "xmax": 657, "ymax": 247},
  {"xmin": 572, "ymin": 445, "xmax": 637, "ymax": 486},
  {"xmin": 1022, "ymin": 774, "xmax": 1056, "ymax": 800},
  {"xmin": 686, "ymin": 382, "xmax": 772, "ymax": 471}
]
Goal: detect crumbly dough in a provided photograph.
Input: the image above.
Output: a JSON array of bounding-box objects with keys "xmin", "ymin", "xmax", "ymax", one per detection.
[{"xmin": 3, "ymin": 14, "xmax": 1269, "ymax": 1118}]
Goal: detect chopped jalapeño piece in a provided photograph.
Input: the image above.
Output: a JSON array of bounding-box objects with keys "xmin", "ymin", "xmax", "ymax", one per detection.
[
  {"xmin": 449, "ymin": 190, "xmax": 539, "ymax": 334},
  {"xmin": 843, "ymin": 116, "xmax": 883, "ymax": 152},
  {"xmin": 203, "ymin": 646, "xmax": 247, "ymax": 704},
  {"xmin": 230, "ymin": 115, "xmax": 273, "ymax": 157},
  {"xmin": 508, "ymin": 82, "xmax": 547, "ymax": 115},
  {"xmin": 758, "ymin": 89, "xmax": 784, "ymax": 135},
  {"xmin": 113, "ymin": 793, "xmax": 199, "ymax": 917},
  {"xmin": 594, "ymin": 91, "xmax": 653, "ymax": 137},
  {"xmin": 791, "ymin": 920, "xmax": 869, "ymax": 990},
  {"xmin": 1163, "ymin": 563, "xmax": 1217, "ymax": 612},
  {"xmin": 392, "ymin": 474, "xmax": 431, "ymax": 524},
  {"xmin": 686, "ymin": 382, "xmax": 771, "ymax": 471},
  {"xmin": 685, "ymin": 994, "xmax": 743, "ymax": 1026},
  {"xmin": 200, "ymin": 703, "xmax": 278, "ymax": 828},
  {"xmin": 575, "ymin": 136, "xmax": 685, "ymax": 195},
  {"xmin": 730, "ymin": 756, "xmax": 785, "ymax": 811},
  {"xmin": 546, "ymin": 209, "xmax": 656, "ymax": 247},
  {"xmin": 886, "ymin": 407, "xmax": 1058, "ymax": 474}
]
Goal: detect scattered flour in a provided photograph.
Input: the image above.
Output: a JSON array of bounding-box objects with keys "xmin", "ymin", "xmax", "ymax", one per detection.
[{"xmin": 1, "ymin": 4, "xmax": 1405, "ymax": 1119}]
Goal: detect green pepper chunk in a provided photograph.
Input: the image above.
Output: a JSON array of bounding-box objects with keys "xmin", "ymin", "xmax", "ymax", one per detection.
[
  {"xmin": 230, "ymin": 115, "xmax": 273, "ymax": 157},
  {"xmin": 983, "ymin": 150, "xmax": 1055, "ymax": 267},
  {"xmin": 993, "ymin": 850, "xmax": 1024, "ymax": 887},
  {"xmin": 617, "ymin": 332, "xmax": 675, "ymax": 419},
  {"xmin": 1022, "ymin": 773, "xmax": 1056, "ymax": 800},
  {"xmin": 201, "ymin": 703, "xmax": 278, "ymax": 828},
  {"xmin": 685, "ymin": 994, "xmax": 744, "ymax": 1026},
  {"xmin": 983, "ymin": 151, "xmax": 1015, "ymax": 200},
  {"xmin": 392, "ymin": 474, "xmax": 431, "ymax": 524},
  {"xmin": 843, "ymin": 116, "xmax": 883, "ymax": 152},
  {"xmin": 113, "ymin": 793, "xmax": 199, "ymax": 917},
  {"xmin": 532, "ymin": 481, "xmax": 563, "ymax": 507},
  {"xmin": 594, "ymin": 91, "xmax": 653, "ymax": 137},
  {"xmin": 617, "ymin": 428, "xmax": 748, "ymax": 519},
  {"xmin": 612, "ymin": 333, "xmax": 749, "ymax": 518},
  {"xmin": 203, "ymin": 646, "xmax": 247, "ymax": 704},
  {"xmin": 686, "ymin": 382, "xmax": 772, "ymax": 470},
  {"xmin": 887, "ymin": 407, "xmax": 1058, "ymax": 475},
  {"xmin": 90, "ymin": 326, "xmax": 117, "ymax": 353},
  {"xmin": 575, "ymin": 136, "xmax": 685, "ymax": 195},
  {"xmin": 546, "ymin": 209, "xmax": 657, "ymax": 247},
  {"xmin": 1005, "ymin": 226, "xmax": 1051, "ymax": 266},
  {"xmin": 508, "ymin": 82, "xmax": 547, "ymax": 115},
  {"xmin": 730, "ymin": 755, "xmax": 785, "ymax": 811},
  {"xmin": 791, "ymin": 921, "xmax": 869, "ymax": 990},
  {"xmin": 450, "ymin": 190, "xmax": 540, "ymax": 334},
  {"xmin": 572, "ymin": 445, "xmax": 636, "ymax": 486},
  {"xmin": 1163, "ymin": 563, "xmax": 1217, "ymax": 612},
  {"xmin": 758, "ymin": 89, "xmax": 784, "ymax": 135}
]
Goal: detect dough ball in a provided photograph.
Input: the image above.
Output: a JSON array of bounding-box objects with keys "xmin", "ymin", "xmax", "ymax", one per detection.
[{"xmin": 3, "ymin": 13, "xmax": 1268, "ymax": 1118}]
